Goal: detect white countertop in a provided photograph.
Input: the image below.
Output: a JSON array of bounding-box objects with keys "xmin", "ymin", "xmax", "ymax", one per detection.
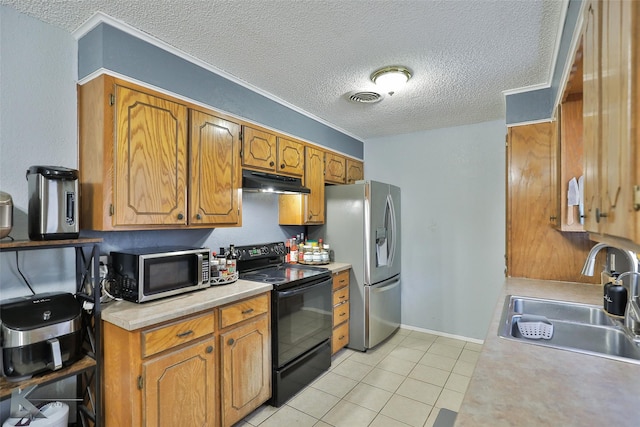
[
  {"xmin": 101, "ymin": 262, "xmax": 351, "ymax": 331},
  {"xmin": 455, "ymin": 277, "xmax": 640, "ymax": 426},
  {"xmin": 101, "ymin": 279, "xmax": 272, "ymax": 331}
]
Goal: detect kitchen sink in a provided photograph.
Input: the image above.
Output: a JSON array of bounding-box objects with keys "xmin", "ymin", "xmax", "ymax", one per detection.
[{"xmin": 498, "ymin": 295, "xmax": 640, "ymax": 364}]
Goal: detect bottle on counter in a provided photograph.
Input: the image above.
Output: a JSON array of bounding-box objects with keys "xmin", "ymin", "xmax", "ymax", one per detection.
[
  {"xmin": 217, "ymin": 247, "xmax": 227, "ymax": 278},
  {"xmin": 227, "ymin": 244, "xmax": 237, "ymax": 275},
  {"xmin": 290, "ymin": 237, "xmax": 298, "ymax": 264},
  {"xmin": 285, "ymin": 239, "xmax": 291, "ymax": 263}
]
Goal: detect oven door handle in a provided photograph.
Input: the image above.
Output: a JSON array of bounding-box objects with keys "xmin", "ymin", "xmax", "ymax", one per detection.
[{"xmin": 277, "ymin": 278, "xmax": 331, "ymax": 297}]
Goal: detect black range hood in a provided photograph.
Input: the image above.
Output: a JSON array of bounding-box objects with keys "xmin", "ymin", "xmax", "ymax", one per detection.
[{"xmin": 242, "ymin": 169, "xmax": 310, "ymax": 194}]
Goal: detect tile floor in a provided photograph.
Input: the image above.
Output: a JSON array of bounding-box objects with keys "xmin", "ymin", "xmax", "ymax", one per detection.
[{"xmin": 238, "ymin": 328, "xmax": 482, "ymax": 427}]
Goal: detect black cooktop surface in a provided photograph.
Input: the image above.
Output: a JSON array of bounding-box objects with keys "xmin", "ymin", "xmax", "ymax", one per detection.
[{"xmin": 239, "ymin": 264, "xmax": 329, "ymax": 286}]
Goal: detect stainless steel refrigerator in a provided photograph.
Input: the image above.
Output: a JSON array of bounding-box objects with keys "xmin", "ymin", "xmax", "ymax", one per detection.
[{"xmin": 322, "ymin": 181, "xmax": 401, "ymax": 351}]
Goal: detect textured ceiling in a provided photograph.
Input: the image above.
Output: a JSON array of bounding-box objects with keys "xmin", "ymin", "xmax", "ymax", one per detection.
[{"xmin": 1, "ymin": 0, "xmax": 565, "ymax": 141}]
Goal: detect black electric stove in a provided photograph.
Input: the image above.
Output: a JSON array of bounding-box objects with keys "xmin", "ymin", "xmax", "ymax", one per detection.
[
  {"xmin": 236, "ymin": 242, "xmax": 330, "ymax": 289},
  {"xmin": 236, "ymin": 242, "xmax": 333, "ymax": 407}
]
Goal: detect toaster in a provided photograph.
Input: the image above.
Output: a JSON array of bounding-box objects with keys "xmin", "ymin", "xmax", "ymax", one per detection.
[{"xmin": 0, "ymin": 292, "xmax": 83, "ymax": 379}]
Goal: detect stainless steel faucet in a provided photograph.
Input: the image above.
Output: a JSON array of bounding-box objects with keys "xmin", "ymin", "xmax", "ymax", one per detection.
[{"xmin": 581, "ymin": 243, "xmax": 640, "ymax": 341}]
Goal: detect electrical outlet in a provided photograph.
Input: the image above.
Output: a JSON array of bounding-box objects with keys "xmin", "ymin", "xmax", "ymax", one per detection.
[{"xmin": 99, "ymin": 255, "xmax": 110, "ymax": 279}]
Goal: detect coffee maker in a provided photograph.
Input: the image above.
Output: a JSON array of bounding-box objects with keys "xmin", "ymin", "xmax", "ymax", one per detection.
[{"xmin": 26, "ymin": 166, "xmax": 79, "ymax": 240}]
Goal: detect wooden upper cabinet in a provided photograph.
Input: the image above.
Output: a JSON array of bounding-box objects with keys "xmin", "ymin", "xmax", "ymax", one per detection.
[
  {"xmin": 278, "ymin": 145, "xmax": 325, "ymax": 225},
  {"xmin": 583, "ymin": 1, "xmax": 601, "ymax": 235},
  {"xmin": 306, "ymin": 146, "xmax": 325, "ymax": 223},
  {"xmin": 241, "ymin": 126, "xmax": 277, "ymax": 172},
  {"xmin": 506, "ymin": 123, "xmax": 599, "ymax": 283},
  {"xmin": 346, "ymin": 159, "xmax": 364, "ymax": 184},
  {"xmin": 325, "ymin": 152, "xmax": 347, "ymax": 184},
  {"xmin": 277, "ymin": 137, "xmax": 304, "ymax": 177},
  {"xmin": 79, "ymin": 75, "xmax": 242, "ymax": 230},
  {"xmin": 114, "ymin": 85, "xmax": 189, "ymax": 227},
  {"xmin": 189, "ymin": 110, "xmax": 242, "ymax": 226},
  {"xmin": 582, "ymin": 0, "xmax": 639, "ymax": 246},
  {"xmin": 79, "ymin": 76, "xmax": 189, "ymax": 230}
]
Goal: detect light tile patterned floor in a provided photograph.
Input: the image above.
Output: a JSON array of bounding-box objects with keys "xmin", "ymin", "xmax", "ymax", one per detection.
[{"xmin": 239, "ymin": 328, "xmax": 482, "ymax": 427}]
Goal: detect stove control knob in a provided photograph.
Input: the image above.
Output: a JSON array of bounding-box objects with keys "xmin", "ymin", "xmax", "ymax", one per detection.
[{"xmin": 261, "ymin": 246, "xmax": 268, "ymax": 255}]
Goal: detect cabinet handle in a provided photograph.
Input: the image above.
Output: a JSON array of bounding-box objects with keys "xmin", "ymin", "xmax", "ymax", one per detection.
[
  {"xmin": 595, "ymin": 208, "xmax": 607, "ymax": 223},
  {"xmin": 227, "ymin": 338, "xmax": 235, "ymax": 346},
  {"xmin": 339, "ymin": 279, "xmax": 346, "ymax": 284},
  {"xmin": 339, "ymin": 335, "xmax": 345, "ymax": 340},
  {"xmin": 176, "ymin": 330, "xmax": 193, "ymax": 338},
  {"xmin": 177, "ymin": 213, "xmax": 184, "ymax": 220},
  {"xmin": 339, "ymin": 295, "xmax": 346, "ymax": 299},
  {"xmin": 269, "ymin": 161, "xmax": 275, "ymax": 167},
  {"xmin": 196, "ymin": 213, "xmax": 202, "ymax": 220},
  {"xmin": 549, "ymin": 216, "xmax": 556, "ymax": 221},
  {"xmin": 281, "ymin": 164, "xmax": 285, "ymax": 169},
  {"xmin": 205, "ymin": 346, "xmax": 214, "ymax": 354},
  {"xmin": 339, "ymin": 312, "xmax": 346, "ymax": 317},
  {"xmin": 241, "ymin": 308, "xmax": 254, "ymax": 315}
]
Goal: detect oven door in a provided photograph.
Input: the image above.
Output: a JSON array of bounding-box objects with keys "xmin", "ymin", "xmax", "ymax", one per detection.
[{"xmin": 273, "ymin": 276, "xmax": 333, "ymax": 367}]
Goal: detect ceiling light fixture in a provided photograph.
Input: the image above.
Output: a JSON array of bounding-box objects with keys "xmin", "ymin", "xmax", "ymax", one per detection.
[{"xmin": 370, "ymin": 66, "xmax": 412, "ymax": 95}]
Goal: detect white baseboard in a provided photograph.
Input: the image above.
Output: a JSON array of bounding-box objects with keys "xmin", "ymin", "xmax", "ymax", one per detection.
[{"xmin": 399, "ymin": 324, "xmax": 484, "ymax": 345}]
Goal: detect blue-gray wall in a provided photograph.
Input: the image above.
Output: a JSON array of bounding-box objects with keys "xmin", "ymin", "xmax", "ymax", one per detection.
[
  {"xmin": 79, "ymin": 23, "xmax": 363, "ymax": 159},
  {"xmin": 505, "ymin": 0, "xmax": 583, "ymax": 124}
]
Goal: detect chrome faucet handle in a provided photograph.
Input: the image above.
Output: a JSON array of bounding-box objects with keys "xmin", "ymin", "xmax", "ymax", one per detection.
[{"xmin": 617, "ymin": 271, "xmax": 640, "ymax": 299}]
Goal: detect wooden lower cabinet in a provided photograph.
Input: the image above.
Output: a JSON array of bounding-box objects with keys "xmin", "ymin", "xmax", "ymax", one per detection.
[
  {"xmin": 331, "ymin": 269, "xmax": 350, "ymax": 354},
  {"xmin": 143, "ymin": 339, "xmax": 217, "ymax": 426},
  {"xmin": 219, "ymin": 295, "xmax": 271, "ymax": 427},
  {"xmin": 102, "ymin": 292, "xmax": 271, "ymax": 427}
]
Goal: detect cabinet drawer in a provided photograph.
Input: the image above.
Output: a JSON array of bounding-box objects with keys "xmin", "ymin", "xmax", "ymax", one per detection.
[
  {"xmin": 219, "ymin": 293, "xmax": 269, "ymax": 329},
  {"xmin": 142, "ymin": 312, "xmax": 215, "ymax": 358},
  {"xmin": 333, "ymin": 287, "xmax": 349, "ymax": 306},
  {"xmin": 332, "ymin": 270, "xmax": 349, "ymax": 291},
  {"xmin": 332, "ymin": 321, "xmax": 349, "ymax": 354},
  {"xmin": 333, "ymin": 301, "xmax": 350, "ymax": 327}
]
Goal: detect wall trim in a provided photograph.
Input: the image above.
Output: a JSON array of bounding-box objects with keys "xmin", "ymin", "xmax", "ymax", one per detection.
[
  {"xmin": 501, "ymin": 0, "xmax": 570, "ymax": 98},
  {"xmin": 399, "ymin": 324, "xmax": 485, "ymax": 345},
  {"xmin": 72, "ymin": 11, "xmax": 364, "ymax": 144},
  {"xmin": 506, "ymin": 118, "xmax": 553, "ymax": 128}
]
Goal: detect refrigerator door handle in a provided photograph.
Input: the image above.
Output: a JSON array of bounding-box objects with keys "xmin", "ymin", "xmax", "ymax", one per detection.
[
  {"xmin": 386, "ymin": 193, "xmax": 397, "ymax": 267},
  {"xmin": 371, "ymin": 278, "xmax": 400, "ymax": 294}
]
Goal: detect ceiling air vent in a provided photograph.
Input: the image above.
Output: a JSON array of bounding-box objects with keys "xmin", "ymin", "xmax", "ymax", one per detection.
[{"xmin": 347, "ymin": 91, "xmax": 383, "ymax": 104}]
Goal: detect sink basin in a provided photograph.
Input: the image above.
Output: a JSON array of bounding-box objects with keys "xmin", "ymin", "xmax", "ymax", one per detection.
[{"xmin": 498, "ymin": 295, "xmax": 640, "ymax": 364}]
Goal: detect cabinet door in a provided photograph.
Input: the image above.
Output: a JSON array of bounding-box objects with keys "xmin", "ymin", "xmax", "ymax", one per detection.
[
  {"xmin": 507, "ymin": 123, "xmax": 599, "ymax": 282},
  {"xmin": 190, "ymin": 110, "xmax": 241, "ymax": 226},
  {"xmin": 277, "ymin": 137, "xmax": 304, "ymax": 177},
  {"xmin": 241, "ymin": 126, "xmax": 277, "ymax": 172},
  {"xmin": 220, "ymin": 315, "xmax": 270, "ymax": 427},
  {"xmin": 305, "ymin": 146, "xmax": 325, "ymax": 223},
  {"xmin": 278, "ymin": 146, "xmax": 325, "ymax": 225},
  {"xmin": 599, "ymin": 0, "xmax": 636, "ymax": 240},
  {"xmin": 325, "ymin": 152, "xmax": 346, "ymax": 184},
  {"xmin": 582, "ymin": 0, "xmax": 601, "ymax": 234},
  {"xmin": 114, "ymin": 85, "xmax": 188, "ymax": 226},
  {"xmin": 143, "ymin": 339, "xmax": 217, "ymax": 427},
  {"xmin": 346, "ymin": 159, "xmax": 364, "ymax": 184}
]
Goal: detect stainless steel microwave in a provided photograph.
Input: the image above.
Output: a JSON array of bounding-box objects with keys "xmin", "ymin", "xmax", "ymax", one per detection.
[{"xmin": 110, "ymin": 247, "xmax": 210, "ymax": 303}]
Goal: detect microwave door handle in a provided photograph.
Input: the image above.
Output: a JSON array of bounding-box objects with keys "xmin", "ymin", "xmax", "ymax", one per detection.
[{"xmin": 197, "ymin": 253, "xmax": 203, "ymax": 285}]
